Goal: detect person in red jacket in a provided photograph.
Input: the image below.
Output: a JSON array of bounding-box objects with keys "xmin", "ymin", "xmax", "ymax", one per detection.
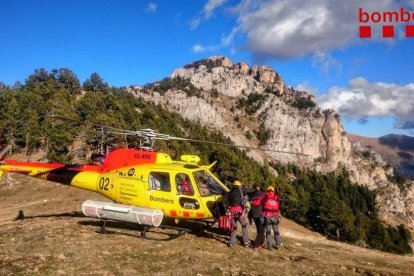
[
  {"xmin": 261, "ymin": 185, "xmax": 283, "ymax": 250},
  {"xmin": 180, "ymin": 176, "xmax": 192, "ymax": 195}
]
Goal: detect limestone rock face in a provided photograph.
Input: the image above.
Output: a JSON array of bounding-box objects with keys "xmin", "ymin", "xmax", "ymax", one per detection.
[
  {"xmin": 170, "ymin": 56, "xmax": 283, "ymax": 98},
  {"xmin": 136, "ymin": 90, "xmax": 226, "ymax": 129},
  {"xmin": 376, "ymin": 180, "xmax": 414, "ymax": 229},
  {"xmin": 129, "ymin": 56, "xmax": 414, "ymax": 231},
  {"xmin": 316, "ymin": 112, "xmax": 355, "ymax": 173},
  {"xmin": 238, "ymin": 62, "xmax": 250, "ymax": 74}
]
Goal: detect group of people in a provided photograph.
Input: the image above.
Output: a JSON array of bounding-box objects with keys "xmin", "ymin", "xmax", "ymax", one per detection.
[{"xmin": 224, "ymin": 180, "xmax": 282, "ymax": 250}]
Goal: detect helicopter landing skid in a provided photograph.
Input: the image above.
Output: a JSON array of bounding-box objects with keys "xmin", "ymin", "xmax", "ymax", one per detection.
[
  {"xmin": 97, "ymin": 219, "xmax": 191, "ymax": 240},
  {"xmin": 157, "ymin": 224, "xmax": 191, "ymax": 240}
]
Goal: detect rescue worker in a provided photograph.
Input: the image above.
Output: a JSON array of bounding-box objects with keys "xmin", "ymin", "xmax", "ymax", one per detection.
[
  {"xmin": 198, "ymin": 176, "xmax": 210, "ymax": 196},
  {"xmin": 248, "ymin": 185, "xmax": 265, "ymax": 249},
  {"xmin": 226, "ymin": 180, "xmax": 253, "ymax": 247},
  {"xmin": 262, "ymin": 185, "xmax": 283, "ymax": 250},
  {"xmin": 179, "ymin": 175, "xmax": 192, "ymax": 195}
]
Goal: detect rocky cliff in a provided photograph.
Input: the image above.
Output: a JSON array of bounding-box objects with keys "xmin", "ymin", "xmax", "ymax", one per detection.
[
  {"xmin": 127, "ymin": 56, "xmax": 414, "ymax": 231},
  {"xmin": 349, "ymin": 134, "xmax": 414, "ymax": 180}
]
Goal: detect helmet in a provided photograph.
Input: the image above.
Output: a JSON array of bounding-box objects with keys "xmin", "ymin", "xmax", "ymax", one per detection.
[
  {"xmin": 233, "ymin": 180, "xmax": 242, "ymax": 186},
  {"xmin": 267, "ymin": 185, "xmax": 275, "ymax": 192}
]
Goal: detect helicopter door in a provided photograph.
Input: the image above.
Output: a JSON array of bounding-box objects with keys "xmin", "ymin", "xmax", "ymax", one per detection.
[
  {"xmin": 146, "ymin": 171, "xmax": 176, "ymax": 211},
  {"xmin": 173, "ymin": 173, "xmax": 206, "ymax": 218}
]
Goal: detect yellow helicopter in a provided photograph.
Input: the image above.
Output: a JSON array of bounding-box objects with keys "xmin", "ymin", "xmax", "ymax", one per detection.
[{"xmin": 0, "ymin": 127, "xmax": 304, "ymax": 235}]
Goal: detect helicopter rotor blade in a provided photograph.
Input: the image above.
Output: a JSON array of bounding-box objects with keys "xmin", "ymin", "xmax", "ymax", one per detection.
[
  {"xmin": 165, "ymin": 136, "xmax": 310, "ymax": 156},
  {"xmin": 98, "ymin": 126, "xmax": 138, "ymax": 135},
  {"xmin": 96, "ymin": 125, "xmax": 309, "ymax": 156},
  {"xmin": 105, "ymin": 131, "xmax": 138, "ymax": 135}
]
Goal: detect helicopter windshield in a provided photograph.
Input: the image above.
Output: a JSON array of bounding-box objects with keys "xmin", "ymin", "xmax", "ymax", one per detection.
[{"xmin": 193, "ymin": 170, "xmax": 226, "ymax": 196}]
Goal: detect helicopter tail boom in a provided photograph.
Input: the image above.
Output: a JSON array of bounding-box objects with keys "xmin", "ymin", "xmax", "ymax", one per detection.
[{"xmin": 0, "ymin": 160, "xmax": 101, "ymax": 192}]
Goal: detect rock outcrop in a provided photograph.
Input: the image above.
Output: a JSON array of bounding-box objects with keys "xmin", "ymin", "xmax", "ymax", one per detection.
[{"xmin": 127, "ymin": 56, "xmax": 414, "ymax": 231}]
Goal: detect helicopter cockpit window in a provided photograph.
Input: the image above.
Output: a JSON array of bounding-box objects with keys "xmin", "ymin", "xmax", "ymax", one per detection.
[
  {"xmin": 175, "ymin": 173, "xmax": 194, "ymax": 196},
  {"xmin": 193, "ymin": 170, "xmax": 226, "ymax": 196},
  {"xmin": 148, "ymin": 172, "xmax": 171, "ymax": 192}
]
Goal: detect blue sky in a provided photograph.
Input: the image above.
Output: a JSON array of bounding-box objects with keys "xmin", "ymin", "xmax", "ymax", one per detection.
[{"xmin": 1, "ymin": 0, "xmax": 413, "ymax": 137}]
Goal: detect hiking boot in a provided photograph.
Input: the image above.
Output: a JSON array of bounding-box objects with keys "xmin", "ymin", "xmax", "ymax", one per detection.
[
  {"xmin": 228, "ymin": 243, "xmax": 234, "ymax": 248},
  {"xmin": 274, "ymin": 243, "xmax": 283, "ymax": 250},
  {"xmin": 244, "ymin": 242, "xmax": 251, "ymax": 248}
]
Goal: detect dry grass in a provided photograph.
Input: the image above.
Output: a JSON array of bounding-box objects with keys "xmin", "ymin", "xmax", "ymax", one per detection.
[{"xmin": 1, "ymin": 174, "xmax": 413, "ymax": 275}]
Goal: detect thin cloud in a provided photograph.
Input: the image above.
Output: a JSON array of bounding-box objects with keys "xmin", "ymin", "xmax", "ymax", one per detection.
[
  {"xmin": 192, "ymin": 44, "xmax": 219, "ymax": 53},
  {"xmin": 190, "ymin": 0, "xmax": 228, "ymax": 29},
  {"xmin": 190, "ymin": 18, "xmax": 201, "ymax": 30},
  {"xmin": 146, "ymin": 2, "xmax": 157, "ymax": 13},
  {"xmin": 319, "ymin": 78, "xmax": 414, "ymax": 130},
  {"xmin": 312, "ymin": 52, "xmax": 341, "ymax": 75},
  {"xmin": 192, "ymin": 44, "xmax": 205, "ymax": 53},
  {"xmin": 296, "ymin": 83, "xmax": 318, "ymax": 96},
  {"xmin": 204, "ymin": 0, "xmax": 227, "ymax": 19}
]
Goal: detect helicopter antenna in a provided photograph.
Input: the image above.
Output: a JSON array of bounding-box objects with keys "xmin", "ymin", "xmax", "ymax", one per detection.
[
  {"xmin": 97, "ymin": 126, "xmax": 309, "ymax": 156},
  {"xmin": 100, "ymin": 126, "xmax": 104, "ymax": 155}
]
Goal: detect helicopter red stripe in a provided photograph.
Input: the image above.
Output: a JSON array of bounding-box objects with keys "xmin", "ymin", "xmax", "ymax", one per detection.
[
  {"xmin": 4, "ymin": 160, "xmax": 64, "ymax": 169},
  {"xmin": 3, "ymin": 169, "xmax": 31, "ymax": 174},
  {"xmin": 170, "ymin": 210, "xmax": 177, "ymax": 217},
  {"xmin": 196, "ymin": 213, "xmax": 204, "ymax": 218},
  {"xmin": 183, "ymin": 211, "xmax": 190, "ymax": 217},
  {"xmin": 4, "ymin": 160, "xmax": 102, "ymax": 173},
  {"xmin": 79, "ymin": 165, "xmax": 102, "ymax": 172},
  {"xmin": 102, "ymin": 149, "xmax": 157, "ymax": 171}
]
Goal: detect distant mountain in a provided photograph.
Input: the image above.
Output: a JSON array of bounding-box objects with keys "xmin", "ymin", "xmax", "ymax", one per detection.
[{"xmin": 348, "ymin": 134, "xmax": 414, "ymax": 180}]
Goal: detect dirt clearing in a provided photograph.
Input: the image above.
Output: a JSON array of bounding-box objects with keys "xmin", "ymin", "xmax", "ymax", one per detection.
[{"xmin": 1, "ymin": 174, "xmax": 413, "ymax": 275}]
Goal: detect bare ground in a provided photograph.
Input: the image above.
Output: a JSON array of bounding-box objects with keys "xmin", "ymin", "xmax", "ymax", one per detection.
[{"xmin": 1, "ymin": 174, "xmax": 413, "ymax": 276}]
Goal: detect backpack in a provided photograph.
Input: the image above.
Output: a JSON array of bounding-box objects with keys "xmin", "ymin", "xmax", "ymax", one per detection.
[
  {"xmin": 251, "ymin": 194, "xmax": 264, "ymax": 207},
  {"xmin": 228, "ymin": 187, "xmax": 242, "ymax": 206},
  {"xmin": 218, "ymin": 212, "xmax": 233, "ymax": 233},
  {"xmin": 228, "ymin": 187, "xmax": 248, "ymax": 206},
  {"xmin": 264, "ymin": 193, "xmax": 279, "ymax": 211}
]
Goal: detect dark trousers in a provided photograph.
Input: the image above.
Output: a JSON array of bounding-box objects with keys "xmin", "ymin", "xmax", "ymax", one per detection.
[
  {"xmin": 229, "ymin": 210, "xmax": 249, "ymax": 246},
  {"xmin": 253, "ymin": 217, "xmax": 265, "ymax": 247},
  {"xmin": 264, "ymin": 215, "xmax": 282, "ymax": 248}
]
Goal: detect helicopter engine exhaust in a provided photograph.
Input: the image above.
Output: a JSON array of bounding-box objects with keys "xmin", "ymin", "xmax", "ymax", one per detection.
[{"xmin": 82, "ymin": 200, "xmax": 163, "ymax": 227}]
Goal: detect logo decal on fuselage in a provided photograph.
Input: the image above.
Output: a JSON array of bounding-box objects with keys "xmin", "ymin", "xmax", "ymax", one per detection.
[
  {"xmin": 150, "ymin": 195, "xmax": 174, "ymax": 204},
  {"xmin": 127, "ymin": 168, "xmax": 135, "ymax": 176}
]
